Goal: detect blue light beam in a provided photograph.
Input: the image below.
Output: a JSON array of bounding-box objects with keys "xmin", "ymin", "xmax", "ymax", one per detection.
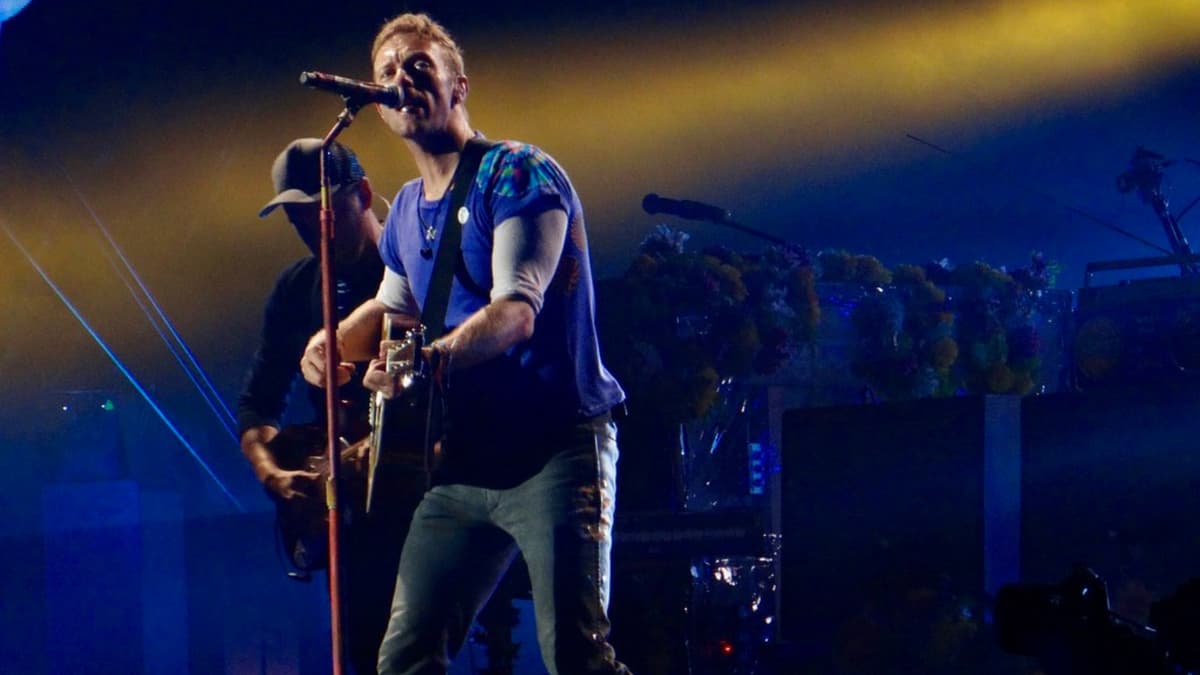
[
  {"xmin": 2, "ymin": 223, "xmax": 245, "ymax": 512},
  {"xmin": 55, "ymin": 163, "xmax": 240, "ymax": 441}
]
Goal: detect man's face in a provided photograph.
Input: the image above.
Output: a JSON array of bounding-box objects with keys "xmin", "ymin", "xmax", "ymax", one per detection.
[
  {"xmin": 283, "ymin": 189, "xmax": 367, "ymax": 265},
  {"xmin": 372, "ymin": 34, "xmax": 462, "ymax": 140}
]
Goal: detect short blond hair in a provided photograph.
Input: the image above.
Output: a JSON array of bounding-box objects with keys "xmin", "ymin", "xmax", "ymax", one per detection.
[{"xmin": 371, "ymin": 13, "xmax": 465, "ymax": 78}]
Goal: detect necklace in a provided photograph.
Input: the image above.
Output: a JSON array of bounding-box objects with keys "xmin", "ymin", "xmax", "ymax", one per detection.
[{"xmin": 417, "ymin": 188, "xmax": 450, "ymax": 260}]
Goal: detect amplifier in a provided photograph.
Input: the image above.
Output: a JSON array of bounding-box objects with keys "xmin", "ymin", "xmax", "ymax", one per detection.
[{"xmin": 1072, "ymin": 275, "xmax": 1200, "ymax": 389}]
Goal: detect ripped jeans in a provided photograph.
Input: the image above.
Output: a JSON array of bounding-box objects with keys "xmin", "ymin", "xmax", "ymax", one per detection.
[{"xmin": 376, "ymin": 416, "xmax": 632, "ymax": 675}]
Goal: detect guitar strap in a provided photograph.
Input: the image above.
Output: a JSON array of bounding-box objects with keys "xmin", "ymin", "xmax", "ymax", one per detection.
[
  {"xmin": 418, "ymin": 137, "xmax": 496, "ymax": 485},
  {"xmin": 421, "ymin": 137, "xmax": 496, "ymax": 341}
]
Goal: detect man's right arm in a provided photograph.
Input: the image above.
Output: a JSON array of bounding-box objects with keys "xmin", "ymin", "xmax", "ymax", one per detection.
[
  {"xmin": 301, "ymin": 259, "xmax": 420, "ymax": 387},
  {"xmin": 238, "ymin": 265, "xmax": 320, "ymax": 500},
  {"xmin": 241, "ymin": 424, "xmax": 280, "ymax": 482},
  {"xmin": 240, "ymin": 424, "xmax": 319, "ymax": 501},
  {"xmin": 299, "ymin": 297, "xmax": 387, "ymax": 387},
  {"xmin": 300, "ymin": 298, "xmax": 419, "ymax": 387}
]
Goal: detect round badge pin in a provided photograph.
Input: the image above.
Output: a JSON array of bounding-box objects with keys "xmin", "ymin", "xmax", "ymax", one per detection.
[{"xmin": 457, "ymin": 206, "xmax": 469, "ymax": 225}]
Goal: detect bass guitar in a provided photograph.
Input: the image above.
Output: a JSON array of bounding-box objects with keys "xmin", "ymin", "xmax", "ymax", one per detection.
[{"xmin": 266, "ymin": 421, "xmax": 368, "ymax": 573}]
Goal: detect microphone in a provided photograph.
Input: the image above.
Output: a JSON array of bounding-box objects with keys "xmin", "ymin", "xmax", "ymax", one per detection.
[
  {"xmin": 642, "ymin": 193, "xmax": 731, "ymax": 223},
  {"xmin": 299, "ymin": 71, "xmax": 403, "ymax": 108}
]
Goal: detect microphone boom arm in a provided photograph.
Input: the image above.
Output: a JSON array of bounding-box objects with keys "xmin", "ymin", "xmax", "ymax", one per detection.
[{"xmin": 642, "ymin": 192, "xmax": 806, "ymax": 254}]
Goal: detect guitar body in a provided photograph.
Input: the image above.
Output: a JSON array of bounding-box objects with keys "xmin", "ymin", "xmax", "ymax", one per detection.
[
  {"xmin": 366, "ymin": 317, "xmax": 434, "ymax": 511},
  {"xmin": 269, "ymin": 414, "xmax": 430, "ymax": 570},
  {"xmin": 269, "ymin": 316, "xmax": 433, "ymax": 574},
  {"xmin": 266, "ymin": 423, "xmax": 341, "ymax": 572}
]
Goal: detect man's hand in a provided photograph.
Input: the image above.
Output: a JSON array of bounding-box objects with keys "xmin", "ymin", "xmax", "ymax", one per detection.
[
  {"xmin": 339, "ymin": 436, "xmax": 371, "ymax": 476},
  {"xmin": 263, "ymin": 466, "xmax": 322, "ymax": 502},
  {"xmin": 361, "ymin": 334, "xmax": 428, "ymax": 399},
  {"xmin": 242, "ymin": 426, "xmax": 321, "ymax": 502},
  {"xmin": 300, "ymin": 330, "xmax": 355, "ymax": 388},
  {"xmin": 362, "ymin": 357, "xmax": 398, "ymax": 399}
]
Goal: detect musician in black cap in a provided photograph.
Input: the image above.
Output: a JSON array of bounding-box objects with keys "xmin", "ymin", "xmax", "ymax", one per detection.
[{"xmin": 237, "ymin": 138, "xmax": 408, "ymax": 675}]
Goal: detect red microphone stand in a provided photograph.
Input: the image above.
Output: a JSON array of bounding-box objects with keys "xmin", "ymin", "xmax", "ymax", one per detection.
[{"xmin": 317, "ymin": 98, "xmax": 364, "ymax": 675}]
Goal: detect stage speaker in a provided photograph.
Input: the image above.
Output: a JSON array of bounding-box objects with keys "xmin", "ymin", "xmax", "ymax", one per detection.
[
  {"xmin": 1072, "ymin": 275, "xmax": 1200, "ymax": 389},
  {"xmin": 1021, "ymin": 384, "xmax": 1200, "ymax": 601},
  {"xmin": 777, "ymin": 396, "xmax": 1021, "ymax": 661}
]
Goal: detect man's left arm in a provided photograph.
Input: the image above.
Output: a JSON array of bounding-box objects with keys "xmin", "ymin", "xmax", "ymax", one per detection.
[{"xmin": 430, "ymin": 207, "xmax": 567, "ymax": 372}]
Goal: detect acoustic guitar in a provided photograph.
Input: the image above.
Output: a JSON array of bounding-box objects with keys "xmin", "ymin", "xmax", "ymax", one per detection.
[{"xmin": 269, "ymin": 314, "xmax": 431, "ymax": 573}]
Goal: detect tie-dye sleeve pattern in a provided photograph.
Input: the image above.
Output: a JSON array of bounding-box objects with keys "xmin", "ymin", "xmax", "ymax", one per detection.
[{"xmin": 478, "ymin": 142, "xmax": 572, "ymax": 227}]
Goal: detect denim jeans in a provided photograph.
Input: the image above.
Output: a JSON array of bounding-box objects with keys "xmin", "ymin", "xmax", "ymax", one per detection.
[
  {"xmin": 376, "ymin": 416, "xmax": 632, "ymax": 675},
  {"xmin": 342, "ymin": 474, "xmax": 424, "ymax": 675}
]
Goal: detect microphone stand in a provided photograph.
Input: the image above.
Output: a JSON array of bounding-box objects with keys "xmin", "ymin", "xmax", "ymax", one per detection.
[
  {"xmin": 717, "ymin": 215, "xmax": 806, "ymax": 255},
  {"xmin": 317, "ymin": 96, "xmax": 365, "ymax": 675},
  {"xmin": 668, "ymin": 202, "xmax": 807, "ymax": 256}
]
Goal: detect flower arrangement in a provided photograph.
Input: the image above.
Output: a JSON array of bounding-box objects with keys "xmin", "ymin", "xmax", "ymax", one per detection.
[
  {"xmin": 847, "ymin": 253, "xmax": 1056, "ymax": 400},
  {"xmin": 599, "ymin": 226, "xmax": 1060, "ymax": 420},
  {"xmin": 599, "ymin": 226, "xmax": 820, "ymax": 422}
]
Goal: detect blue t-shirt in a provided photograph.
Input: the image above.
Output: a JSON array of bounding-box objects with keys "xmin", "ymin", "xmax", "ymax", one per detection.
[{"xmin": 379, "ymin": 141, "xmax": 624, "ymax": 481}]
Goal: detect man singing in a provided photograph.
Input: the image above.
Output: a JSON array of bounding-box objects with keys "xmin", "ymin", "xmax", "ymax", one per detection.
[{"xmin": 299, "ymin": 12, "xmax": 631, "ymax": 675}]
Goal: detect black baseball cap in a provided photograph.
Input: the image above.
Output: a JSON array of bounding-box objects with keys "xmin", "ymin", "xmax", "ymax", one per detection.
[{"xmin": 259, "ymin": 138, "xmax": 366, "ymax": 217}]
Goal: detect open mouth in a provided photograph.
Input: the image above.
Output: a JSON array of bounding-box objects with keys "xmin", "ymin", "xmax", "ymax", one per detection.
[{"xmin": 399, "ymin": 93, "xmax": 424, "ymax": 115}]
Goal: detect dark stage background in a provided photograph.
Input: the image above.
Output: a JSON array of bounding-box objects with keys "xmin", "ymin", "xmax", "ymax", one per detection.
[{"xmin": 1, "ymin": 0, "xmax": 1199, "ymax": 672}]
